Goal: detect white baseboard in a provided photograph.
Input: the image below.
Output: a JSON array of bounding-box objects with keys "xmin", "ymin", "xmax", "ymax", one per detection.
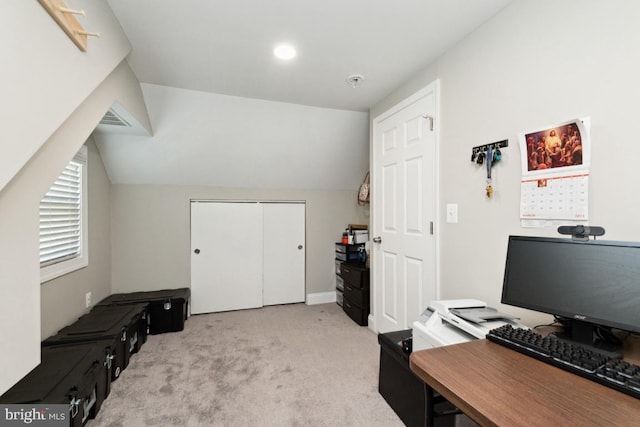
[
  {"xmin": 306, "ymin": 291, "xmax": 336, "ymax": 305},
  {"xmin": 367, "ymin": 314, "xmax": 376, "ymax": 333}
]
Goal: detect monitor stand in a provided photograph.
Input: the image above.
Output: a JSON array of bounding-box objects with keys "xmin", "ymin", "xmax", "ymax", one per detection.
[{"xmin": 552, "ymin": 319, "xmax": 622, "ymax": 359}]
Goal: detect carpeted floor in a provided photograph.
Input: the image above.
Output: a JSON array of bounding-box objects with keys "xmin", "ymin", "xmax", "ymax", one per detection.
[{"xmin": 88, "ymin": 303, "xmax": 406, "ymax": 427}]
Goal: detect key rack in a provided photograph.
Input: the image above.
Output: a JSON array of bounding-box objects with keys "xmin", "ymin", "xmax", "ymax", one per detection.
[
  {"xmin": 470, "ymin": 139, "xmax": 509, "ymax": 162},
  {"xmin": 471, "ymin": 139, "xmax": 508, "ymax": 198},
  {"xmin": 38, "ymin": 0, "xmax": 100, "ymax": 52}
]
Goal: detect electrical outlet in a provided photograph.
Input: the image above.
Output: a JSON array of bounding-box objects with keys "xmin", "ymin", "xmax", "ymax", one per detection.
[{"xmin": 85, "ymin": 292, "xmax": 92, "ymax": 308}]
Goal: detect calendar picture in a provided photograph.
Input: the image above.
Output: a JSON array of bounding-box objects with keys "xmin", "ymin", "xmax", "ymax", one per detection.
[
  {"xmin": 519, "ymin": 118, "xmax": 590, "ymax": 177},
  {"xmin": 524, "ymin": 123, "xmax": 583, "ymax": 171},
  {"xmin": 518, "ymin": 118, "xmax": 591, "ymax": 225}
]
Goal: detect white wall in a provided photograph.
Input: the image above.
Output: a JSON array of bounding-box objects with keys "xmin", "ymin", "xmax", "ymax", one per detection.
[
  {"xmin": 0, "ymin": 0, "xmax": 154, "ymax": 393},
  {"xmin": 0, "ymin": 0, "xmax": 132, "ymax": 192},
  {"xmin": 110, "ymin": 185, "xmax": 369, "ymax": 296},
  {"xmin": 97, "ymin": 83, "xmax": 372, "ymax": 301},
  {"xmin": 371, "ymin": 0, "xmax": 640, "ymax": 326},
  {"xmin": 40, "ymin": 138, "xmax": 112, "ymax": 340},
  {"xmin": 95, "ymin": 84, "xmax": 370, "ymax": 190},
  {"xmin": 0, "ymin": 61, "xmax": 150, "ymax": 395}
]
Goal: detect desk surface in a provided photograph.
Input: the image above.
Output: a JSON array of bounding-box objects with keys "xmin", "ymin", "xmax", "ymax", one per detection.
[{"xmin": 410, "ymin": 339, "xmax": 640, "ymax": 427}]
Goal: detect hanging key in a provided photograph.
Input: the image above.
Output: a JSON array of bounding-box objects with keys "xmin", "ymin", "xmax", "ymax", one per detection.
[{"xmin": 486, "ymin": 146, "xmax": 494, "ymax": 198}]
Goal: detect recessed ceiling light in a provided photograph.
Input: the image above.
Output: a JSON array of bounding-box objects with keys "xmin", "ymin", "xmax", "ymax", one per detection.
[{"xmin": 274, "ymin": 44, "xmax": 296, "ymax": 60}]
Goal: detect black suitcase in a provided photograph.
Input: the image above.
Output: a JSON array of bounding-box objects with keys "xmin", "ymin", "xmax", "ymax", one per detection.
[
  {"xmin": 42, "ymin": 304, "xmax": 148, "ymax": 380},
  {"xmin": 43, "ymin": 339, "xmax": 115, "ymax": 403},
  {"xmin": 96, "ymin": 288, "xmax": 190, "ymax": 334},
  {"xmin": 0, "ymin": 341, "xmax": 112, "ymax": 426}
]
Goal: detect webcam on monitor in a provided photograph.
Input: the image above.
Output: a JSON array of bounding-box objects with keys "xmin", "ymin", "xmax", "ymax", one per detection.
[{"xmin": 557, "ymin": 225, "xmax": 605, "ymax": 241}]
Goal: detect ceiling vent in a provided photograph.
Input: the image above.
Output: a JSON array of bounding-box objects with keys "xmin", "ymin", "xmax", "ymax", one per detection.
[{"xmin": 99, "ymin": 108, "xmax": 131, "ymax": 127}]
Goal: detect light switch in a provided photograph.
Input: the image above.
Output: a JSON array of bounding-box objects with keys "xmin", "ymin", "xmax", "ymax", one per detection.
[{"xmin": 446, "ymin": 204, "xmax": 458, "ymax": 223}]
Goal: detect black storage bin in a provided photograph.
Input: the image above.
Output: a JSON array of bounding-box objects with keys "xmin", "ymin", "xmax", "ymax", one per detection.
[
  {"xmin": 43, "ymin": 339, "xmax": 115, "ymax": 403},
  {"xmin": 378, "ymin": 330, "xmax": 456, "ymax": 427},
  {"xmin": 335, "ymin": 243, "xmax": 366, "ymax": 263},
  {"xmin": 96, "ymin": 288, "xmax": 189, "ymax": 334},
  {"xmin": 42, "ymin": 304, "xmax": 149, "ymax": 381},
  {"xmin": 0, "ymin": 341, "xmax": 112, "ymax": 426}
]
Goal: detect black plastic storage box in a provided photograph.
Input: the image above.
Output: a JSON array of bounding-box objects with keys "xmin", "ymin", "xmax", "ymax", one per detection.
[
  {"xmin": 43, "ymin": 339, "xmax": 115, "ymax": 402},
  {"xmin": 0, "ymin": 341, "xmax": 112, "ymax": 426},
  {"xmin": 378, "ymin": 329, "xmax": 457, "ymax": 427},
  {"xmin": 42, "ymin": 304, "xmax": 149, "ymax": 381},
  {"xmin": 96, "ymin": 288, "xmax": 190, "ymax": 334}
]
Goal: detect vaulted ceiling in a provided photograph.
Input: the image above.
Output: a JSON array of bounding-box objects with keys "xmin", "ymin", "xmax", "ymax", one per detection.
[
  {"xmin": 97, "ymin": 0, "xmax": 513, "ymax": 190},
  {"xmin": 107, "ymin": 0, "xmax": 512, "ymax": 112}
]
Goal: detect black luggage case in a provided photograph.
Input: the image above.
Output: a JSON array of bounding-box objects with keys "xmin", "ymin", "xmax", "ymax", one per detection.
[
  {"xmin": 0, "ymin": 341, "xmax": 112, "ymax": 426},
  {"xmin": 42, "ymin": 304, "xmax": 149, "ymax": 380},
  {"xmin": 43, "ymin": 339, "xmax": 115, "ymax": 402},
  {"xmin": 96, "ymin": 288, "xmax": 190, "ymax": 334}
]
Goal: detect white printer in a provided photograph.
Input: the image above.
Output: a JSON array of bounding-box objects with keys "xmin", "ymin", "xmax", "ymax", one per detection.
[{"xmin": 412, "ymin": 299, "xmax": 527, "ymax": 351}]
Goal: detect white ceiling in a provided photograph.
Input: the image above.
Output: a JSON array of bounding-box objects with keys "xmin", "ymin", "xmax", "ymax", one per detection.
[
  {"xmin": 106, "ymin": 0, "xmax": 513, "ymax": 112},
  {"xmin": 96, "ymin": 0, "xmax": 513, "ymax": 190}
]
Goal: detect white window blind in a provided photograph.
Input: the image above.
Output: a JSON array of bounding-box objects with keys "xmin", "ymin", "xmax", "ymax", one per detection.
[{"xmin": 40, "ymin": 146, "xmax": 88, "ymax": 280}]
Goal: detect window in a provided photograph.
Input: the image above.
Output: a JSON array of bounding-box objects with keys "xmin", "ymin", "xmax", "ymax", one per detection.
[{"xmin": 40, "ymin": 146, "xmax": 88, "ymax": 283}]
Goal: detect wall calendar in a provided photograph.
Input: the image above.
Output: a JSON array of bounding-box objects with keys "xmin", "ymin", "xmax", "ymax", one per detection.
[{"xmin": 518, "ymin": 118, "xmax": 590, "ymax": 227}]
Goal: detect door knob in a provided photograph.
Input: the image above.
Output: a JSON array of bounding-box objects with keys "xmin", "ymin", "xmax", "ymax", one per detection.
[
  {"xmin": 194, "ymin": 248, "xmax": 200, "ymax": 254},
  {"xmin": 298, "ymin": 245, "xmax": 303, "ymax": 250},
  {"xmin": 373, "ymin": 236, "xmax": 382, "ymax": 244}
]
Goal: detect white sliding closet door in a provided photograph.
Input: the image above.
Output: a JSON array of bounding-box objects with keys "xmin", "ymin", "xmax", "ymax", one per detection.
[
  {"xmin": 262, "ymin": 203, "xmax": 305, "ymax": 306},
  {"xmin": 190, "ymin": 201, "xmax": 263, "ymax": 314},
  {"xmin": 191, "ymin": 200, "xmax": 306, "ymax": 314}
]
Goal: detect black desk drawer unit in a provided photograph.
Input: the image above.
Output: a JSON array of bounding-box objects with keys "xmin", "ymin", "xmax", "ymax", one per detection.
[
  {"xmin": 340, "ymin": 263, "xmax": 369, "ymax": 289},
  {"xmin": 344, "ymin": 282, "xmax": 368, "ymax": 308},
  {"xmin": 343, "ymin": 298, "xmax": 368, "ymax": 325},
  {"xmin": 336, "ymin": 258, "xmax": 369, "ymax": 326}
]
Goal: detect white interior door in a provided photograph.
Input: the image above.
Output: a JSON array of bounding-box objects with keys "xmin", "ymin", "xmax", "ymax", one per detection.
[
  {"xmin": 372, "ymin": 81, "xmax": 439, "ymax": 333},
  {"xmin": 190, "ymin": 201, "xmax": 263, "ymax": 314},
  {"xmin": 262, "ymin": 202, "xmax": 305, "ymax": 305}
]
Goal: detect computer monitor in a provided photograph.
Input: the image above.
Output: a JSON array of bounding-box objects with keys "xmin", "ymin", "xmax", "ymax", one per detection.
[{"xmin": 501, "ymin": 235, "xmax": 640, "ymax": 351}]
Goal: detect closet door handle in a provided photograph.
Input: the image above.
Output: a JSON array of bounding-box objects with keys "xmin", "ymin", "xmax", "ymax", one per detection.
[
  {"xmin": 194, "ymin": 249, "xmax": 200, "ymax": 254},
  {"xmin": 373, "ymin": 236, "xmax": 382, "ymax": 244},
  {"xmin": 298, "ymin": 245, "xmax": 303, "ymax": 250}
]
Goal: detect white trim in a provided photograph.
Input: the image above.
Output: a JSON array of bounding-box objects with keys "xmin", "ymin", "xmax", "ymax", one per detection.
[
  {"xmin": 190, "ymin": 199, "xmax": 306, "ymax": 204},
  {"xmin": 306, "ymin": 291, "xmax": 336, "ymax": 305},
  {"xmin": 367, "ymin": 314, "xmax": 376, "ymax": 333}
]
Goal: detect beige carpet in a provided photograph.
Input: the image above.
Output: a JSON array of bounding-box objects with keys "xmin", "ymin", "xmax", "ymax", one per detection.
[{"xmin": 88, "ymin": 303, "xmax": 406, "ymax": 427}]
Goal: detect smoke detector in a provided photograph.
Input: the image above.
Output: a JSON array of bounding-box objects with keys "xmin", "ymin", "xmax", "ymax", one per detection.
[{"xmin": 346, "ymin": 74, "xmax": 364, "ymax": 88}]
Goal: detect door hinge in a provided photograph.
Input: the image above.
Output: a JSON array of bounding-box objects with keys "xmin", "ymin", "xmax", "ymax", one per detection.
[{"xmin": 423, "ymin": 115, "xmax": 434, "ymax": 131}]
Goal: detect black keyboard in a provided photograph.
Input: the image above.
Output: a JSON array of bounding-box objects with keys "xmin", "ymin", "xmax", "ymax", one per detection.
[{"xmin": 486, "ymin": 324, "xmax": 640, "ymax": 400}]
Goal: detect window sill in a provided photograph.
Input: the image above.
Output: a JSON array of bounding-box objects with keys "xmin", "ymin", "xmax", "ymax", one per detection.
[{"xmin": 40, "ymin": 255, "xmax": 88, "ymax": 284}]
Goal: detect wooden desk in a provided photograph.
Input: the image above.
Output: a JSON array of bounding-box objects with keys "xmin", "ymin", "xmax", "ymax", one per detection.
[{"xmin": 410, "ymin": 339, "xmax": 640, "ymax": 427}]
